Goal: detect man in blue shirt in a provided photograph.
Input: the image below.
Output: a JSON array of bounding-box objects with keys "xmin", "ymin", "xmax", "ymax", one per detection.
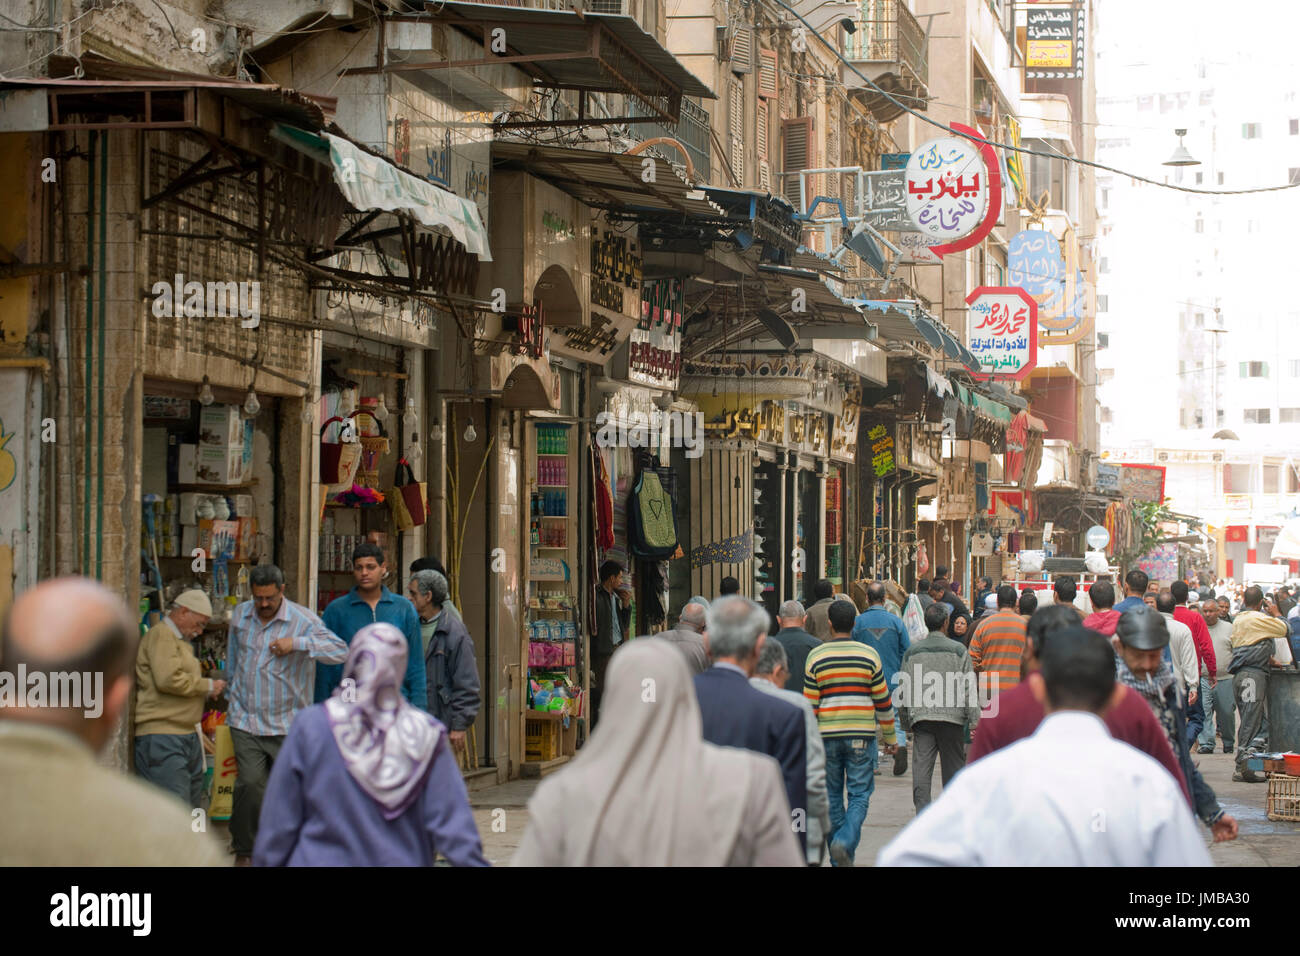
[
  {"xmin": 852, "ymin": 580, "xmax": 912, "ymax": 775},
  {"xmin": 315, "ymin": 543, "xmax": 427, "ymax": 709},
  {"xmin": 1113, "ymin": 569, "xmax": 1150, "ymax": 614}
]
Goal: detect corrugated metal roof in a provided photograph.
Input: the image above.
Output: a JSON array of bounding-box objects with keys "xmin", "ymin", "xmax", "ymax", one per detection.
[
  {"xmin": 425, "ymin": 1, "xmax": 714, "ymax": 99},
  {"xmin": 492, "ymin": 141, "xmax": 723, "ymax": 217}
]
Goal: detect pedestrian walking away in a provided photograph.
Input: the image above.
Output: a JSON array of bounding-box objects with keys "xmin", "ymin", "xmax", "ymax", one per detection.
[
  {"xmin": 1197, "ymin": 597, "xmax": 1236, "ymax": 754},
  {"xmin": 851, "ymin": 581, "xmax": 911, "ymax": 775},
  {"xmin": 771, "ymin": 599, "xmax": 822, "ymax": 693},
  {"xmin": 1227, "ymin": 586, "xmax": 1293, "ymax": 782},
  {"xmin": 655, "ymin": 600, "xmax": 712, "ymax": 675}
]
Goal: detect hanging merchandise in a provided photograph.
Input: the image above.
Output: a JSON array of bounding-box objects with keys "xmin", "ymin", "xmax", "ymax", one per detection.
[
  {"xmin": 388, "ymin": 458, "xmax": 428, "ymax": 530},
  {"xmin": 916, "ymin": 540, "xmax": 930, "ymax": 578},
  {"xmin": 594, "ymin": 444, "xmax": 615, "ymax": 554},
  {"xmin": 353, "ymin": 411, "xmax": 390, "ymax": 489},
  {"xmin": 628, "ymin": 467, "xmax": 679, "ymax": 559},
  {"xmin": 319, "ymin": 415, "xmax": 362, "ymax": 486}
]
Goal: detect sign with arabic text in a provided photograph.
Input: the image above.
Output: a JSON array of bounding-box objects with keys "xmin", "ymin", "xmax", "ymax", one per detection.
[
  {"xmin": 905, "ymin": 137, "xmax": 990, "ymax": 244},
  {"xmin": 1025, "ymin": 3, "xmax": 1085, "ymax": 79},
  {"xmin": 1007, "ymin": 227, "xmax": 1091, "ymax": 343},
  {"xmin": 865, "ymin": 421, "xmax": 896, "ymax": 478},
  {"xmin": 966, "ymin": 286, "xmax": 1038, "ymax": 381}
]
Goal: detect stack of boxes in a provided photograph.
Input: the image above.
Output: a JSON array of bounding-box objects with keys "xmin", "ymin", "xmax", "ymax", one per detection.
[{"xmin": 178, "ymin": 405, "xmax": 253, "ymax": 485}]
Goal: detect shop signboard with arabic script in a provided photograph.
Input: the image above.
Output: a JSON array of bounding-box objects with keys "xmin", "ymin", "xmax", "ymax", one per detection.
[
  {"xmin": 966, "ymin": 286, "xmax": 1038, "ymax": 381},
  {"xmin": 905, "ymin": 137, "xmax": 990, "ymax": 244}
]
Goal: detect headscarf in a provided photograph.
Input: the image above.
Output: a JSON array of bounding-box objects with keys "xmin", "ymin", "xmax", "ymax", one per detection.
[
  {"xmin": 947, "ymin": 610, "xmax": 973, "ymax": 646},
  {"xmin": 324, "ymin": 622, "xmax": 441, "ymax": 820},
  {"xmin": 516, "ymin": 638, "xmax": 767, "ymax": 866},
  {"xmin": 1114, "ymin": 652, "xmax": 1179, "ymax": 749}
]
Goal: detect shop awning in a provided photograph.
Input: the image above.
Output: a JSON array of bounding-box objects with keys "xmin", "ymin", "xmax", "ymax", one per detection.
[
  {"xmin": 854, "ymin": 299, "xmax": 981, "ymax": 371},
  {"xmin": 423, "ymin": 1, "xmax": 714, "ymax": 122},
  {"xmin": 320, "ymin": 132, "xmax": 491, "ymax": 261},
  {"xmin": 492, "ymin": 141, "xmax": 723, "ymax": 220},
  {"xmin": 756, "ymin": 266, "xmax": 866, "ymax": 336},
  {"xmin": 967, "ymin": 390, "xmax": 1015, "ymax": 423}
]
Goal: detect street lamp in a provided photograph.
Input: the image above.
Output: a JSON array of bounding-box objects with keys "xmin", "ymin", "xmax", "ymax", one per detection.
[{"xmin": 1163, "ymin": 129, "xmax": 1200, "ymax": 167}]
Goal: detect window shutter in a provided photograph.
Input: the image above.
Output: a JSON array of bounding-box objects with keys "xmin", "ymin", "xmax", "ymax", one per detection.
[
  {"xmin": 759, "ymin": 160, "xmax": 771, "ymax": 192},
  {"xmin": 757, "ymin": 98, "xmax": 769, "ymax": 160},
  {"xmin": 731, "ymin": 28, "xmax": 754, "ymax": 74},
  {"xmin": 782, "ymin": 116, "xmax": 815, "ymax": 208},
  {"xmin": 825, "ymin": 116, "xmax": 840, "ymax": 201},
  {"xmin": 729, "ymin": 80, "xmax": 745, "ymax": 185},
  {"xmin": 758, "ymin": 48, "xmax": 778, "ymax": 99}
]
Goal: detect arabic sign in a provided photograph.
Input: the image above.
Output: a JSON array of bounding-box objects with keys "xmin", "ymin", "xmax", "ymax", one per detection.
[
  {"xmin": 1095, "ymin": 462, "xmax": 1121, "ymax": 492},
  {"xmin": 894, "ymin": 230, "xmax": 942, "ymax": 264},
  {"xmin": 1006, "ymin": 228, "xmax": 1091, "ymax": 342},
  {"xmin": 866, "ymin": 421, "xmax": 896, "ymax": 478},
  {"xmin": 965, "ymin": 286, "xmax": 1038, "ymax": 381},
  {"xmin": 1025, "ymin": 3, "xmax": 1085, "ymax": 79},
  {"xmin": 881, "ymin": 153, "xmax": 910, "ymax": 170},
  {"xmin": 905, "ymin": 137, "xmax": 990, "ymax": 244},
  {"xmin": 1119, "ymin": 463, "xmax": 1166, "ymax": 504}
]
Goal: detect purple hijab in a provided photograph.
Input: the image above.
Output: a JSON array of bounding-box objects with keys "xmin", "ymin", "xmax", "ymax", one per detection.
[{"xmin": 324, "ymin": 623, "xmax": 441, "ymax": 820}]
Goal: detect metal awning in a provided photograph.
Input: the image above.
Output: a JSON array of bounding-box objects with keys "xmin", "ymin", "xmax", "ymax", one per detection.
[
  {"xmin": 492, "ymin": 141, "xmax": 722, "ymax": 219},
  {"xmin": 392, "ymin": 1, "xmax": 714, "ymax": 125},
  {"xmin": 757, "ymin": 266, "xmax": 864, "ymax": 325},
  {"xmin": 855, "ymin": 299, "xmax": 981, "ymax": 372}
]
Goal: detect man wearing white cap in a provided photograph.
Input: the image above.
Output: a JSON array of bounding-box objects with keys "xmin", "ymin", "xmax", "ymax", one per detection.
[{"xmin": 134, "ymin": 589, "xmax": 225, "ymax": 809}]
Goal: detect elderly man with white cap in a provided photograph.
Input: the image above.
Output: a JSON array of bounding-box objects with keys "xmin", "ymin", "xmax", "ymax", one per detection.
[{"xmin": 133, "ymin": 589, "xmax": 225, "ymax": 809}]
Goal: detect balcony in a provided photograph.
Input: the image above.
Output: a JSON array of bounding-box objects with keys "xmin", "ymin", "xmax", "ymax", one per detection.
[
  {"xmin": 628, "ymin": 96, "xmax": 711, "ymax": 183},
  {"xmin": 843, "ymin": 0, "xmax": 929, "ymax": 123}
]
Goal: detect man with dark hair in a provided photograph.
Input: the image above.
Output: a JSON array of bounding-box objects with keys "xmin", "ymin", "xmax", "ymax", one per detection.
[
  {"xmin": 933, "ymin": 566, "xmax": 949, "ymax": 585},
  {"xmin": 719, "ymin": 576, "xmax": 741, "ymax": 597},
  {"xmin": 228, "ymin": 564, "xmax": 346, "ymax": 864},
  {"xmin": 916, "ymin": 579, "xmax": 934, "ymax": 611},
  {"xmin": 1115, "ymin": 607, "xmax": 1238, "ymax": 840},
  {"xmin": 1053, "ymin": 576, "xmax": 1085, "ymax": 619},
  {"xmin": 1083, "ymin": 580, "xmax": 1120, "ymax": 636},
  {"xmin": 593, "ymin": 561, "xmax": 632, "ymax": 725},
  {"xmin": 880, "ymin": 626, "xmax": 1210, "ymax": 866},
  {"xmin": 316, "ymin": 544, "xmax": 426, "ymax": 710},
  {"xmin": 804, "ymin": 579, "xmax": 837, "ymax": 642},
  {"xmin": 1196, "ymin": 598, "xmax": 1236, "ymax": 754},
  {"xmin": 1228, "ymin": 585, "xmax": 1292, "ymax": 781},
  {"xmin": 1017, "ymin": 589, "xmax": 1038, "ymax": 617},
  {"xmin": 0, "ymin": 579, "xmax": 227, "ymax": 865},
  {"xmin": 805, "ymin": 599, "xmax": 897, "ymax": 866},
  {"xmin": 1114, "ymin": 569, "xmax": 1150, "ymax": 613},
  {"xmin": 408, "ymin": 556, "xmax": 462, "ymax": 623},
  {"xmin": 852, "ymin": 580, "xmax": 912, "ymax": 776},
  {"xmin": 929, "ymin": 577, "xmax": 969, "ymax": 619},
  {"xmin": 969, "ymin": 607, "xmax": 1190, "ymax": 805},
  {"xmin": 973, "ymin": 576, "xmax": 995, "ymax": 621},
  {"xmin": 898, "ymin": 601, "xmax": 979, "ymax": 812},
  {"xmin": 969, "ymin": 586, "xmax": 1032, "ymax": 698}
]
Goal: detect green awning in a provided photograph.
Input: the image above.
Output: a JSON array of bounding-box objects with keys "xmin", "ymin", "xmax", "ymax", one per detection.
[{"xmin": 967, "ymin": 390, "xmax": 1013, "ymax": 423}]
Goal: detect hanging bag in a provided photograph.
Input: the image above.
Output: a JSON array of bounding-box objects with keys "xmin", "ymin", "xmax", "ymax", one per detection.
[
  {"xmin": 389, "ymin": 458, "xmax": 428, "ymax": 530},
  {"xmin": 320, "ymin": 415, "xmax": 362, "ymax": 486},
  {"xmin": 628, "ymin": 468, "xmax": 678, "ymax": 559}
]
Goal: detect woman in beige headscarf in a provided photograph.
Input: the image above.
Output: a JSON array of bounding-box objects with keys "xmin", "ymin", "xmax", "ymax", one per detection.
[{"xmin": 512, "ymin": 638, "xmax": 803, "ymax": 867}]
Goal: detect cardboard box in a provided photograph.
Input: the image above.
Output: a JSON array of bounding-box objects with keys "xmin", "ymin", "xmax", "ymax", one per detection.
[
  {"xmin": 196, "ymin": 445, "xmax": 242, "ymax": 485},
  {"xmin": 178, "ymin": 444, "xmax": 197, "ymax": 484},
  {"xmin": 231, "ymin": 494, "xmax": 255, "ymax": 518},
  {"xmin": 179, "ymin": 493, "xmax": 200, "ymax": 525},
  {"xmin": 235, "ymin": 517, "xmax": 257, "ymax": 561},
  {"xmin": 199, "ymin": 405, "xmax": 244, "ymax": 447}
]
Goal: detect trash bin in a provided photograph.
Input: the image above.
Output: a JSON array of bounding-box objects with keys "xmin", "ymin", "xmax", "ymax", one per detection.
[{"xmin": 1267, "ymin": 668, "xmax": 1300, "ymax": 754}]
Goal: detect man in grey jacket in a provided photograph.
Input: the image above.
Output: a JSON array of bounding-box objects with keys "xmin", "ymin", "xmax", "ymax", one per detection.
[
  {"xmin": 752, "ymin": 638, "xmax": 830, "ymax": 866},
  {"xmin": 655, "ymin": 602, "xmax": 710, "ymax": 674},
  {"xmin": 898, "ymin": 601, "xmax": 981, "ymax": 812},
  {"xmin": 409, "ymin": 569, "xmax": 481, "ymax": 755}
]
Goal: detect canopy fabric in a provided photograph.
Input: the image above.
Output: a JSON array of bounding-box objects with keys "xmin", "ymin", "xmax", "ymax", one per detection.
[
  {"xmin": 967, "ymin": 390, "xmax": 1014, "ymax": 423},
  {"xmin": 321, "ymin": 132, "xmax": 491, "ymax": 261},
  {"xmin": 1270, "ymin": 518, "xmax": 1300, "ymax": 561}
]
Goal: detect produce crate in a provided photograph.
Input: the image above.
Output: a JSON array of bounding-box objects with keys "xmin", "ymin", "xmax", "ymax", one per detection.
[
  {"xmin": 525, "ymin": 712, "xmax": 562, "ymax": 762},
  {"xmin": 1267, "ymin": 773, "xmax": 1300, "ymax": 822}
]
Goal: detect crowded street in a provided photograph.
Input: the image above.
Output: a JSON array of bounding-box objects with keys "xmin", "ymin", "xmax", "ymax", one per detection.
[{"xmin": 4, "ymin": 0, "xmax": 1300, "ymax": 915}]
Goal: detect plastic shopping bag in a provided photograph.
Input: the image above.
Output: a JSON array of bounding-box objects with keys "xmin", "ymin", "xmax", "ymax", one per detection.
[{"xmin": 902, "ymin": 594, "xmax": 927, "ymax": 645}]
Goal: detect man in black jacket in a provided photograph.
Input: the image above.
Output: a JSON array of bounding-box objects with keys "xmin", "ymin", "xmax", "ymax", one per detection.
[
  {"xmin": 592, "ymin": 561, "xmax": 632, "ymax": 726},
  {"xmin": 409, "ymin": 569, "xmax": 480, "ymax": 755},
  {"xmin": 771, "ymin": 600, "xmax": 822, "ymax": 692},
  {"xmin": 694, "ymin": 595, "xmax": 808, "ymax": 854}
]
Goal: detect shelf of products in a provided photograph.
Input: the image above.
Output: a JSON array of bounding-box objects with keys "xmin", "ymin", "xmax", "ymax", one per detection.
[{"xmin": 825, "ymin": 467, "xmax": 844, "ymax": 585}]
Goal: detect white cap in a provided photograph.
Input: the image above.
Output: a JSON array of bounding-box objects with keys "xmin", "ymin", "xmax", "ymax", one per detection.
[{"xmin": 174, "ymin": 589, "xmax": 213, "ymax": 618}]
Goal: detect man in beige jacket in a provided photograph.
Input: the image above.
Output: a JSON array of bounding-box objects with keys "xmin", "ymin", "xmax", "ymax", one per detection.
[
  {"xmin": 0, "ymin": 578, "xmax": 227, "ymax": 865},
  {"xmin": 134, "ymin": 589, "xmax": 225, "ymax": 808}
]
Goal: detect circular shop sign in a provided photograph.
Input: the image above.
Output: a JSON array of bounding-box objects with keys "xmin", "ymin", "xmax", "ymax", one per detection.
[
  {"xmin": 1085, "ymin": 524, "xmax": 1111, "ymax": 550},
  {"xmin": 905, "ymin": 137, "xmax": 991, "ymax": 243}
]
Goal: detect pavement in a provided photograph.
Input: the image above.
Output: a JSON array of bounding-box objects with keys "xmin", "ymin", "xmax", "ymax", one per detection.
[{"xmin": 473, "ymin": 745, "xmax": 1300, "ymax": 866}]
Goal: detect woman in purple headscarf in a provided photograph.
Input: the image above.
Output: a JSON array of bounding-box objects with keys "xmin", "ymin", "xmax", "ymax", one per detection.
[{"xmin": 254, "ymin": 622, "xmax": 487, "ymax": 866}]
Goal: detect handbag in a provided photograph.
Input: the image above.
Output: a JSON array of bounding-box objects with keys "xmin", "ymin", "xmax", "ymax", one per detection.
[
  {"xmin": 389, "ymin": 458, "xmax": 428, "ymax": 530},
  {"xmin": 320, "ymin": 415, "xmax": 362, "ymax": 486}
]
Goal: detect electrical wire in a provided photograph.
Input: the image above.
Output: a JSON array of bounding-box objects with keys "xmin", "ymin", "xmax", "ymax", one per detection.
[{"xmin": 768, "ymin": 0, "xmax": 1300, "ymax": 198}]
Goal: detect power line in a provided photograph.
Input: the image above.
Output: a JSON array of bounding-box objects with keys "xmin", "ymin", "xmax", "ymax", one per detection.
[{"xmin": 769, "ymin": 0, "xmax": 1300, "ymax": 198}]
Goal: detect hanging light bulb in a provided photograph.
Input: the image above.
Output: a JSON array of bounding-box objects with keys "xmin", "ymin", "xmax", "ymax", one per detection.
[
  {"xmin": 372, "ymin": 394, "xmax": 390, "ymax": 422},
  {"xmin": 243, "ymin": 386, "xmax": 261, "ymax": 418},
  {"xmin": 429, "ymin": 418, "xmax": 444, "ymax": 442},
  {"xmin": 407, "ymin": 436, "xmax": 423, "ymax": 462},
  {"xmin": 198, "ymin": 376, "xmax": 215, "ymax": 407},
  {"xmin": 403, "ymin": 397, "xmax": 419, "ymax": 430},
  {"xmin": 463, "ymin": 421, "xmax": 477, "ymax": 443}
]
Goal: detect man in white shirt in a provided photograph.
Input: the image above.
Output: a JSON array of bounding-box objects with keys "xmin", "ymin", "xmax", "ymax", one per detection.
[
  {"xmin": 876, "ymin": 625, "xmax": 1211, "ymax": 867},
  {"xmin": 750, "ymin": 639, "xmax": 830, "ymax": 866},
  {"xmin": 1155, "ymin": 591, "xmax": 1200, "ymax": 706}
]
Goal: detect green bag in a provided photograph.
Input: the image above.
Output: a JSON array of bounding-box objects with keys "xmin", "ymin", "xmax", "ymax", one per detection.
[{"xmin": 629, "ymin": 470, "xmax": 677, "ymax": 558}]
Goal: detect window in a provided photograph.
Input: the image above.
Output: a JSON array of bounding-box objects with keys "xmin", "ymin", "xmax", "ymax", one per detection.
[
  {"xmin": 1244, "ymin": 408, "xmax": 1271, "ymax": 423},
  {"xmin": 1290, "ymin": 168, "xmax": 1300, "ymax": 185},
  {"xmin": 1025, "ymin": 138, "xmax": 1067, "ymax": 210},
  {"xmin": 1194, "ymin": 409, "xmax": 1204, "ymax": 429},
  {"xmin": 1194, "ymin": 312, "xmax": 1204, "ymax": 328},
  {"xmin": 1291, "ymin": 119, "xmax": 1299, "ymax": 135},
  {"xmin": 1101, "ymin": 187, "xmax": 1110, "ymax": 209},
  {"xmin": 1218, "ymin": 172, "xmax": 1225, "ymax": 185},
  {"xmin": 1097, "ymin": 332, "xmax": 1109, "ymax": 349},
  {"xmin": 1160, "ymin": 94, "xmax": 1174, "ymax": 114},
  {"xmin": 1137, "ymin": 95, "xmax": 1153, "ymax": 111},
  {"xmin": 1097, "ymin": 294, "xmax": 1108, "ymax": 312},
  {"xmin": 1265, "ymin": 465, "xmax": 1280, "ymax": 493},
  {"xmin": 1243, "ymin": 123, "xmax": 1263, "ymax": 139},
  {"xmin": 1179, "ymin": 360, "xmax": 1186, "ymax": 375},
  {"xmin": 1199, "ymin": 89, "xmax": 1213, "ymax": 106},
  {"xmin": 1240, "ymin": 361, "xmax": 1269, "ymax": 378},
  {"xmin": 1179, "ymin": 408, "xmax": 1187, "ymax": 427},
  {"xmin": 1282, "ymin": 408, "xmax": 1300, "ymax": 422},
  {"xmin": 1100, "ymin": 407, "xmax": 1113, "ymax": 423},
  {"xmin": 1195, "ymin": 172, "xmax": 1203, "ymax": 185},
  {"xmin": 1217, "ymin": 408, "xmax": 1225, "ymax": 426},
  {"xmin": 1195, "ymin": 217, "xmax": 1204, "ymax": 233}
]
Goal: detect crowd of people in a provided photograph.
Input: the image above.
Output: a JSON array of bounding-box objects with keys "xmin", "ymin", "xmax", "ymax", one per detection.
[{"xmin": 4, "ymin": 556, "xmax": 1298, "ymax": 867}]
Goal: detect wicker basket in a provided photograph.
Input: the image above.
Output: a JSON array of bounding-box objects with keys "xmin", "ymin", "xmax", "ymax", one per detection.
[{"xmin": 1266, "ymin": 772, "xmax": 1300, "ymax": 822}]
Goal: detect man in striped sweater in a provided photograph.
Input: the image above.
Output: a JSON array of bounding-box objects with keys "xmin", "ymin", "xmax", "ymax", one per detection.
[
  {"xmin": 804, "ymin": 600, "xmax": 898, "ymax": 867},
  {"xmin": 968, "ymin": 585, "xmax": 1032, "ymax": 698}
]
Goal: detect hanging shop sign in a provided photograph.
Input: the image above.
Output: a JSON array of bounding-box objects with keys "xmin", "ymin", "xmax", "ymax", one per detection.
[
  {"xmin": 511, "ymin": 300, "xmax": 545, "ymax": 360},
  {"xmin": 1095, "ymin": 462, "xmax": 1120, "ymax": 492},
  {"xmin": 390, "ymin": 79, "xmax": 492, "ymax": 230},
  {"xmin": 590, "ymin": 228, "xmax": 643, "ymax": 318},
  {"xmin": 865, "ymin": 420, "xmax": 896, "ymax": 478},
  {"xmin": 904, "ymin": 124, "xmax": 1001, "ymax": 257},
  {"xmin": 966, "ymin": 286, "xmax": 1038, "ymax": 381},
  {"xmin": 628, "ymin": 278, "xmax": 683, "ymax": 391},
  {"xmin": 1119, "ymin": 463, "xmax": 1166, "ymax": 504},
  {"xmin": 1025, "ymin": 3, "xmax": 1085, "ymax": 80},
  {"xmin": 881, "ymin": 153, "xmax": 910, "ymax": 170},
  {"xmin": 1006, "ymin": 227, "xmax": 1091, "ymax": 344}
]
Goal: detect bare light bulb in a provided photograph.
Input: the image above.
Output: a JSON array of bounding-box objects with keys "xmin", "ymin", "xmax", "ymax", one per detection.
[
  {"xmin": 430, "ymin": 420, "xmax": 444, "ymax": 442},
  {"xmin": 403, "ymin": 397, "xmax": 419, "ymax": 430},
  {"xmin": 198, "ymin": 377, "xmax": 215, "ymax": 406},
  {"xmin": 463, "ymin": 422, "xmax": 477, "ymax": 443},
  {"xmin": 407, "ymin": 437, "xmax": 423, "ymax": 462},
  {"xmin": 243, "ymin": 388, "xmax": 261, "ymax": 418},
  {"xmin": 372, "ymin": 395, "xmax": 390, "ymax": 422}
]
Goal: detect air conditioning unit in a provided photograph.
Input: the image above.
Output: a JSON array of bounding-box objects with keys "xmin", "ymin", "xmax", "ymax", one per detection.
[{"xmin": 1157, "ymin": 451, "xmax": 1169, "ymax": 462}]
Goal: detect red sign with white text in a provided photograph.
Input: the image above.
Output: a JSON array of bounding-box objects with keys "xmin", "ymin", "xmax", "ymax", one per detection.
[{"xmin": 966, "ymin": 286, "xmax": 1038, "ymax": 381}]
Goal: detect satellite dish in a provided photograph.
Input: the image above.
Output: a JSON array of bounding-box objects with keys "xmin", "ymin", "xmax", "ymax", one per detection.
[{"xmin": 757, "ymin": 307, "xmax": 798, "ymax": 350}]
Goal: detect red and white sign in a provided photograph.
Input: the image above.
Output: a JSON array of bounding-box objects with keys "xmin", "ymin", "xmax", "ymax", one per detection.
[
  {"xmin": 966, "ymin": 286, "xmax": 1038, "ymax": 381},
  {"xmin": 905, "ymin": 123, "xmax": 1001, "ymax": 258}
]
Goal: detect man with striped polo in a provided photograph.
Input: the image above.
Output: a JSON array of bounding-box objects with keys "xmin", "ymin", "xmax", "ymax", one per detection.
[
  {"xmin": 968, "ymin": 585, "xmax": 1032, "ymax": 700},
  {"xmin": 804, "ymin": 600, "xmax": 898, "ymax": 867}
]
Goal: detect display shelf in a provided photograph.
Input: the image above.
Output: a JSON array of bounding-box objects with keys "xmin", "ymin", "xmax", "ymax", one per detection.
[
  {"xmin": 172, "ymin": 481, "xmax": 259, "ymax": 492},
  {"xmin": 535, "ymin": 484, "xmax": 568, "ymax": 489},
  {"xmin": 538, "ymin": 514, "xmax": 568, "ymax": 519}
]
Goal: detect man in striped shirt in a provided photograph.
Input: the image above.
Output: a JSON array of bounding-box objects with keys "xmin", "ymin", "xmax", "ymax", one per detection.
[
  {"xmin": 968, "ymin": 585, "xmax": 1031, "ymax": 698},
  {"xmin": 804, "ymin": 600, "xmax": 897, "ymax": 867},
  {"xmin": 227, "ymin": 564, "xmax": 347, "ymax": 865}
]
